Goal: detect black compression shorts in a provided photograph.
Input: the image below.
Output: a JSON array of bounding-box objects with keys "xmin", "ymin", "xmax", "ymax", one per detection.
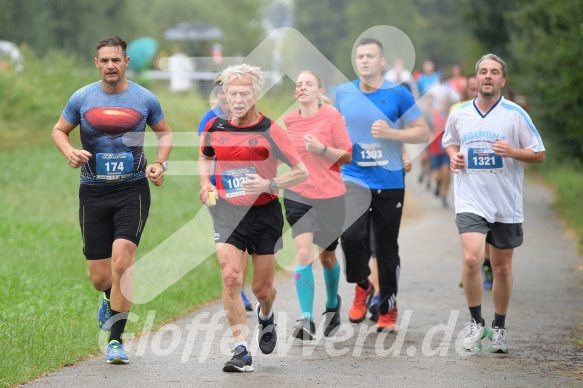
[{"xmin": 79, "ymin": 178, "xmax": 150, "ymax": 260}]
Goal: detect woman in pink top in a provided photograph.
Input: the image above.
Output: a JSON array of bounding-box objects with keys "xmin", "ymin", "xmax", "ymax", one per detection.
[{"xmin": 283, "ymin": 71, "xmax": 353, "ymax": 340}]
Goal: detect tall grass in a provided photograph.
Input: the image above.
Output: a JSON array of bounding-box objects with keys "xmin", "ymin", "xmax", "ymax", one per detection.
[{"xmin": 535, "ymin": 155, "xmax": 583, "ymax": 256}]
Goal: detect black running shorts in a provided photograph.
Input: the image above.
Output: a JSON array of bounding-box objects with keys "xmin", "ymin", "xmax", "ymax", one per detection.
[
  {"xmin": 283, "ymin": 190, "xmax": 344, "ymax": 251},
  {"xmin": 455, "ymin": 212, "xmax": 523, "ymax": 249},
  {"xmin": 212, "ymin": 198, "xmax": 283, "ymax": 255},
  {"xmin": 79, "ymin": 178, "xmax": 150, "ymax": 260}
]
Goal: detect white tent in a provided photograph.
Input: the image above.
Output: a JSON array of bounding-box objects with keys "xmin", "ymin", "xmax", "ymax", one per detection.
[{"xmin": 0, "ymin": 40, "xmax": 23, "ymax": 72}]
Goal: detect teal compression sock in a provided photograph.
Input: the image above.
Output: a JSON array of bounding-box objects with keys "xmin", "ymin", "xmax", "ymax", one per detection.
[
  {"xmin": 323, "ymin": 261, "xmax": 340, "ymax": 309},
  {"xmin": 295, "ymin": 264, "xmax": 314, "ymax": 319}
]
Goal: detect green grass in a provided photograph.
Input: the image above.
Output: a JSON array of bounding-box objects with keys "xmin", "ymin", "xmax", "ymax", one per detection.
[
  {"xmin": 534, "ymin": 159, "xmax": 583, "ymax": 256},
  {"xmin": 546, "ymin": 165, "xmax": 583, "ymax": 255}
]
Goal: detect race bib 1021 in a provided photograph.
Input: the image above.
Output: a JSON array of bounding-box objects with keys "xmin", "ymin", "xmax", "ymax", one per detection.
[{"xmin": 221, "ymin": 166, "xmax": 256, "ymax": 197}]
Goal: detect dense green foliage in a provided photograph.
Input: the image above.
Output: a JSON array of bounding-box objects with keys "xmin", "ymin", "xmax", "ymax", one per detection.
[
  {"xmin": 508, "ymin": 0, "xmax": 583, "ymax": 161},
  {"xmin": 293, "ymin": 0, "xmax": 478, "ymax": 78},
  {"xmin": 0, "ymin": 0, "xmax": 269, "ymax": 61},
  {"xmin": 0, "ymin": 0, "xmax": 124, "ymax": 57}
]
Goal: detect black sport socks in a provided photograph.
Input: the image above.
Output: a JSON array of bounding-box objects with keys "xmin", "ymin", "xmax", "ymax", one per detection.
[
  {"xmin": 493, "ymin": 313, "xmax": 506, "ymax": 329},
  {"xmin": 357, "ymin": 279, "xmax": 370, "ymax": 290},
  {"xmin": 469, "ymin": 305, "xmax": 483, "ymax": 325},
  {"xmin": 109, "ymin": 310, "xmax": 129, "ymax": 344}
]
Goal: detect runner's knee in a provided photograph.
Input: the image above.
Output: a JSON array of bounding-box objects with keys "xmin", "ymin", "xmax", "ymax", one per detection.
[
  {"xmin": 295, "ymin": 246, "xmax": 314, "ymax": 265},
  {"xmin": 222, "ymin": 268, "xmax": 244, "ymax": 291},
  {"xmin": 252, "ymin": 281, "xmax": 274, "ymax": 301},
  {"xmin": 462, "ymin": 254, "xmax": 482, "ymax": 272}
]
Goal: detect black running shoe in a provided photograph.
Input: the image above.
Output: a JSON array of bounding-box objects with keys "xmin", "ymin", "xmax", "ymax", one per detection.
[
  {"xmin": 323, "ymin": 294, "xmax": 342, "ymax": 337},
  {"xmin": 223, "ymin": 345, "xmax": 253, "ymax": 372},
  {"xmin": 255, "ymin": 303, "xmax": 277, "ymax": 354},
  {"xmin": 292, "ymin": 318, "xmax": 316, "ymax": 341}
]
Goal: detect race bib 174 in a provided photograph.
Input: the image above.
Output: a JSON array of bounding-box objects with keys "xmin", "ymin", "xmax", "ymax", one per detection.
[{"xmin": 96, "ymin": 152, "xmax": 134, "ymax": 180}]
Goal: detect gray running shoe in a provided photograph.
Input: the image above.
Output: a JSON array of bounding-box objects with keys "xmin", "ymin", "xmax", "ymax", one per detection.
[
  {"xmin": 323, "ymin": 294, "xmax": 342, "ymax": 337},
  {"xmin": 255, "ymin": 303, "xmax": 277, "ymax": 354},
  {"xmin": 292, "ymin": 317, "xmax": 316, "ymax": 341}
]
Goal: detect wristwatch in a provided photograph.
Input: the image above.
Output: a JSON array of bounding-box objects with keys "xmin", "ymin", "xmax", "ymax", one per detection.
[
  {"xmin": 156, "ymin": 160, "xmax": 168, "ymax": 172},
  {"xmin": 268, "ymin": 178, "xmax": 279, "ymax": 193}
]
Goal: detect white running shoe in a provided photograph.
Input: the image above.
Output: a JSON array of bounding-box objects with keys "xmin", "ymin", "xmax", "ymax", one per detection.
[
  {"xmin": 488, "ymin": 326, "xmax": 509, "ymax": 353},
  {"xmin": 463, "ymin": 319, "xmax": 490, "ymax": 353}
]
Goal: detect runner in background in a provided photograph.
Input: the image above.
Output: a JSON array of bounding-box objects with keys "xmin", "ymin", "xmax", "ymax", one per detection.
[
  {"xmin": 283, "ymin": 70, "xmax": 352, "ymax": 340},
  {"xmin": 336, "ymin": 38, "xmax": 430, "ymax": 332}
]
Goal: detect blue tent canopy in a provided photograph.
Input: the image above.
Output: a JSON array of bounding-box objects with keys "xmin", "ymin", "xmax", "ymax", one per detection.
[{"xmin": 126, "ymin": 37, "xmax": 158, "ymax": 71}]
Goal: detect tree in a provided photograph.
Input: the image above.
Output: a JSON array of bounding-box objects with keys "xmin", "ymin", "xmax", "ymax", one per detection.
[
  {"xmin": 125, "ymin": 0, "xmax": 268, "ymax": 57},
  {"xmin": 0, "ymin": 0, "xmax": 268, "ymax": 61},
  {"xmin": 292, "ymin": 0, "xmax": 481, "ymax": 81},
  {"xmin": 293, "ymin": 0, "xmax": 352, "ymax": 72},
  {"xmin": 0, "ymin": 0, "xmax": 127, "ymax": 59},
  {"xmin": 459, "ymin": 0, "xmax": 516, "ymax": 58},
  {"xmin": 343, "ymin": 0, "xmax": 422, "ymax": 77},
  {"xmin": 413, "ymin": 0, "xmax": 482, "ymax": 72},
  {"xmin": 507, "ymin": 0, "xmax": 583, "ymax": 160}
]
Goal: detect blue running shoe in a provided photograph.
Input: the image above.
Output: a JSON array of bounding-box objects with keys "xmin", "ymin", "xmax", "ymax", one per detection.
[
  {"xmin": 241, "ymin": 290, "xmax": 253, "ymax": 312},
  {"xmin": 98, "ymin": 292, "xmax": 112, "ymax": 331},
  {"xmin": 223, "ymin": 345, "xmax": 253, "ymax": 372},
  {"xmin": 369, "ymin": 294, "xmax": 379, "ymax": 322},
  {"xmin": 482, "ymin": 265, "xmax": 493, "ymax": 290},
  {"xmin": 106, "ymin": 340, "xmax": 129, "ymax": 364}
]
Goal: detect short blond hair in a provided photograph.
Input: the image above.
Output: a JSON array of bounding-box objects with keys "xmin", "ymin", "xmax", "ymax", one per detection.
[{"xmin": 219, "ymin": 64, "xmax": 264, "ymax": 97}]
